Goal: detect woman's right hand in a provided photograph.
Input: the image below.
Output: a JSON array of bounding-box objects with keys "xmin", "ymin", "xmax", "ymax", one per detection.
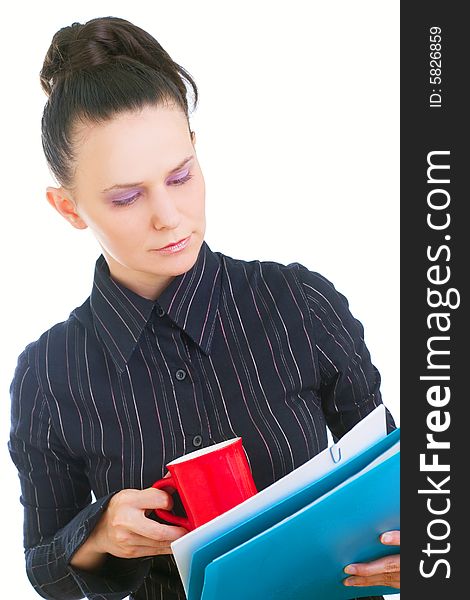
[{"xmin": 69, "ymin": 487, "xmax": 189, "ymax": 571}]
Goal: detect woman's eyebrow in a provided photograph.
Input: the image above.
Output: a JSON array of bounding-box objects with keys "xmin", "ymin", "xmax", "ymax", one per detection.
[{"xmin": 101, "ymin": 155, "xmax": 194, "ymax": 193}]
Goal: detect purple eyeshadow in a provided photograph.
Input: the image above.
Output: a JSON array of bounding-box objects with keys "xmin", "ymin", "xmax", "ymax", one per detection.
[
  {"xmin": 108, "ymin": 168, "xmax": 193, "ymax": 206},
  {"xmin": 168, "ymin": 169, "xmax": 190, "ymax": 184},
  {"xmin": 110, "ymin": 190, "xmax": 141, "ymax": 206}
]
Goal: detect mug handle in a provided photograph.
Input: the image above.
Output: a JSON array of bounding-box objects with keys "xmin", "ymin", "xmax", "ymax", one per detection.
[{"xmin": 152, "ymin": 477, "xmax": 192, "ymax": 530}]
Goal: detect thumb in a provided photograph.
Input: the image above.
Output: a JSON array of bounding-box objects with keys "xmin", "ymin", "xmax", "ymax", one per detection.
[{"xmin": 137, "ymin": 486, "xmax": 175, "ymax": 511}]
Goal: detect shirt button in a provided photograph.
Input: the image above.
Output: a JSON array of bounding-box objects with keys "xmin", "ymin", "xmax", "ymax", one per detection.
[
  {"xmin": 175, "ymin": 369, "xmax": 187, "ymax": 381},
  {"xmin": 156, "ymin": 306, "xmax": 165, "ymax": 317},
  {"xmin": 192, "ymin": 435, "xmax": 203, "ymax": 448}
]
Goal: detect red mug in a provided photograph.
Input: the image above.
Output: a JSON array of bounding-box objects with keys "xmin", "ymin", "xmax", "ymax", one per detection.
[{"xmin": 152, "ymin": 437, "xmax": 257, "ymax": 531}]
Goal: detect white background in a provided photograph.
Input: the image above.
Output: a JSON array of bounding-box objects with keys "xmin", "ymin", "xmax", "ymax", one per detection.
[{"xmin": 0, "ymin": 1, "xmax": 399, "ymax": 598}]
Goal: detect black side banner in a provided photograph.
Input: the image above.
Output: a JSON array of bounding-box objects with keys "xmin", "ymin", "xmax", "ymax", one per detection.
[{"xmin": 401, "ymin": 2, "xmax": 466, "ymax": 597}]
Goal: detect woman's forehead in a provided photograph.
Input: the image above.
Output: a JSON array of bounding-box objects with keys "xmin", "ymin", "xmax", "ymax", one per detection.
[{"xmin": 72, "ymin": 105, "xmax": 192, "ymax": 182}]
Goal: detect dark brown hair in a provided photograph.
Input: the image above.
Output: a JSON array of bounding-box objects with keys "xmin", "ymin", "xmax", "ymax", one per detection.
[{"xmin": 40, "ymin": 16, "xmax": 198, "ymax": 191}]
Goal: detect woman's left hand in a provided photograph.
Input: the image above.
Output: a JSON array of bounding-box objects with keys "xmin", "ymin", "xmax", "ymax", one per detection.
[{"xmin": 343, "ymin": 530, "xmax": 400, "ymax": 589}]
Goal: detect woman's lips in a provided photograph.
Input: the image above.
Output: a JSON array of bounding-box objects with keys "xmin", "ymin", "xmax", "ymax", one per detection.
[
  {"xmin": 152, "ymin": 235, "xmax": 191, "ymax": 254},
  {"xmin": 159, "ymin": 237, "xmax": 188, "ymax": 250}
]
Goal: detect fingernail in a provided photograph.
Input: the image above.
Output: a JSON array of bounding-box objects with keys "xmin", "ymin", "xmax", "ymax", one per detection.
[
  {"xmin": 382, "ymin": 533, "xmax": 392, "ymax": 543},
  {"xmin": 344, "ymin": 578, "xmax": 355, "ymax": 586},
  {"xmin": 344, "ymin": 565, "xmax": 357, "ymax": 575}
]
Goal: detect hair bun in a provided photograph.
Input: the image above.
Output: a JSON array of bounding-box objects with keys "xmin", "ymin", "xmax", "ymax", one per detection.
[{"xmin": 40, "ymin": 16, "xmax": 166, "ymax": 96}]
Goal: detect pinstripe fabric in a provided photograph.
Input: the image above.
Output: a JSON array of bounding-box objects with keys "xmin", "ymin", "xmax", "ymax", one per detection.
[{"xmin": 8, "ymin": 240, "xmax": 395, "ymax": 600}]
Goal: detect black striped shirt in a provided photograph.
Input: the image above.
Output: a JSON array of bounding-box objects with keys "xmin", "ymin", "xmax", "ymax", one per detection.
[{"xmin": 8, "ymin": 240, "xmax": 395, "ymax": 600}]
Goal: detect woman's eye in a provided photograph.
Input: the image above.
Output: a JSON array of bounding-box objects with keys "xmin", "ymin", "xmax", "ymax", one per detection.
[
  {"xmin": 112, "ymin": 192, "xmax": 141, "ymax": 207},
  {"xmin": 170, "ymin": 172, "xmax": 193, "ymax": 186},
  {"xmin": 111, "ymin": 172, "xmax": 193, "ymax": 206}
]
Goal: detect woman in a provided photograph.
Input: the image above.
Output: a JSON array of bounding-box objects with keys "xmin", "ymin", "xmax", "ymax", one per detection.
[{"xmin": 8, "ymin": 16, "xmax": 400, "ymax": 600}]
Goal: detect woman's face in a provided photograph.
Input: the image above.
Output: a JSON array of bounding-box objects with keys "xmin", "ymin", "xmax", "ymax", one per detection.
[{"xmin": 46, "ymin": 103, "xmax": 206, "ymax": 300}]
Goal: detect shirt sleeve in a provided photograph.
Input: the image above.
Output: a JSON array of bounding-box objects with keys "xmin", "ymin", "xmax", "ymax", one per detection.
[
  {"xmin": 292, "ymin": 264, "xmax": 396, "ymax": 441},
  {"xmin": 8, "ymin": 345, "xmax": 153, "ymax": 600}
]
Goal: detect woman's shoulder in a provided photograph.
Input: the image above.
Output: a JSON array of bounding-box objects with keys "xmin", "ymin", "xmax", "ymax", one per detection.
[
  {"xmin": 215, "ymin": 248, "xmax": 340, "ymax": 297},
  {"xmin": 13, "ymin": 297, "xmax": 92, "ymax": 369}
]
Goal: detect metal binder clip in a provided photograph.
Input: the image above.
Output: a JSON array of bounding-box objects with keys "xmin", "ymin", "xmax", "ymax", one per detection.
[{"xmin": 329, "ymin": 444, "xmax": 342, "ymax": 463}]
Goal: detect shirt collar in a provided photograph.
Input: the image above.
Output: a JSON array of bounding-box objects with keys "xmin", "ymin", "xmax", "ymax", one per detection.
[{"xmin": 88, "ymin": 241, "xmax": 221, "ymax": 373}]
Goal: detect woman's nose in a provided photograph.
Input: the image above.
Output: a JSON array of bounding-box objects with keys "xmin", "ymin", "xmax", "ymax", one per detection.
[{"xmin": 149, "ymin": 190, "xmax": 181, "ymax": 230}]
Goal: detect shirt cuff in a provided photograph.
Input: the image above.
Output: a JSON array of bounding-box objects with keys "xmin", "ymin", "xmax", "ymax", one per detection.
[
  {"xmin": 64, "ymin": 493, "xmax": 153, "ymax": 599},
  {"xmin": 67, "ymin": 557, "xmax": 153, "ymax": 600}
]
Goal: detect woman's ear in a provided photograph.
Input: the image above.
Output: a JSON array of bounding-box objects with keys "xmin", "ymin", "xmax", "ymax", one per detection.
[
  {"xmin": 191, "ymin": 130, "xmax": 197, "ymax": 146},
  {"xmin": 46, "ymin": 186, "xmax": 88, "ymax": 229}
]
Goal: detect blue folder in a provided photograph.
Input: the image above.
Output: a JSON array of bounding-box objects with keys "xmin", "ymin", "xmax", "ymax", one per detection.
[{"xmin": 188, "ymin": 429, "xmax": 400, "ymax": 600}]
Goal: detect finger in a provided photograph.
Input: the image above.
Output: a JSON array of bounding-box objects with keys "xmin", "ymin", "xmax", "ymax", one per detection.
[
  {"xmin": 122, "ymin": 531, "xmax": 177, "ymax": 549},
  {"xmin": 134, "ymin": 487, "xmax": 174, "ymax": 511},
  {"xmin": 109, "ymin": 530, "xmax": 182, "ymax": 559},
  {"xmin": 344, "ymin": 554, "xmax": 400, "ymax": 577},
  {"xmin": 131, "ymin": 540, "xmax": 173, "ymax": 555},
  {"xmin": 380, "ymin": 530, "xmax": 400, "ymax": 545},
  {"xmin": 143, "ymin": 497, "xmax": 174, "ymax": 518},
  {"xmin": 343, "ymin": 572, "xmax": 400, "ymax": 589},
  {"xmin": 118, "ymin": 544, "xmax": 174, "ymax": 558},
  {"xmin": 134, "ymin": 514, "xmax": 189, "ymax": 542}
]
